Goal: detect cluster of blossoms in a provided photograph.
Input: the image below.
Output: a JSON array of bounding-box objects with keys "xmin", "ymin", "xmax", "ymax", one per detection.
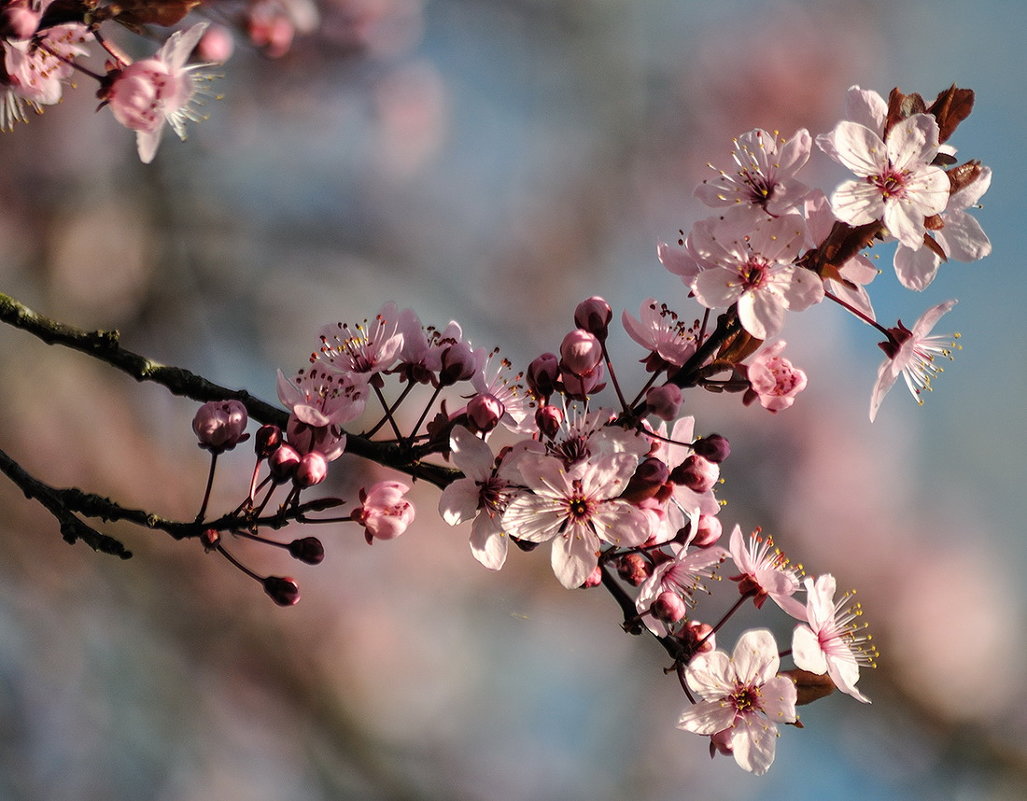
[
  {"xmin": 0, "ymin": 0, "xmax": 321, "ymax": 161},
  {"xmin": 163, "ymin": 83, "xmax": 985, "ymax": 774}
]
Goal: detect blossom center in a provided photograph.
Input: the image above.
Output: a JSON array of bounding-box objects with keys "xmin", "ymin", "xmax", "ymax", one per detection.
[
  {"xmin": 868, "ymin": 167, "xmax": 909, "ymax": 199},
  {"xmin": 731, "ymin": 684, "xmax": 762, "ymax": 712},
  {"xmin": 740, "ymin": 258, "xmax": 769, "ymax": 290}
]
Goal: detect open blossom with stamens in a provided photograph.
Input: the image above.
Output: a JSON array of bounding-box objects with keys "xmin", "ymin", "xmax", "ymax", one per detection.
[
  {"xmin": 471, "ymin": 348, "xmax": 532, "ymax": 434},
  {"xmin": 727, "ymin": 525, "xmax": 805, "ymax": 619},
  {"xmin": 636, "ymin": 545, "xmax": 727, "ymax": 636},
  {"xmin": 316, "ymin": 302, "xmax": 405, "ymax": 384},
  {"xmin": 677, "ymin": 628, "xmax": 797, "ymax": 775},
  {"xmin": 501, "ymin": 452, "xmax": 650, "ymax": 588},
  {"xmin": 695, "ymin": 128, "xmax": 812, "ymax": 216},
  {"xmin": 2, "ymin": 21, "xmax": 90, "ymax": 130},
  {"xmin": 869, "ymin": 299, "xmax": 959, "ymax": 421},
  {"xmin": 817, "ymin": 113, "xmax": 950, "ymax": 249},
  {"xmin": 743, "ymin": 341, "xmax": 807, "ymax": 412},
  {"xmin": 103, "ymin": 23, "xmax": 218, "ymax": 164},
  {"xmin": 792, "ymin": 574, "xmax": 876, "ymax": 703},
  {"xmin": 621, "ymin": 298, "xmax": 697, "ymax": 372},
  {"xmin": 893, "ymin": 165, "xmax": 992, "ymax": 290},
  {"xmin": 689, "ymin": 211, "xmax": 824, "ymax": 340},
  {"xmin": 438, "ymin": 426, "xmax": 527, "ymax": 570}
]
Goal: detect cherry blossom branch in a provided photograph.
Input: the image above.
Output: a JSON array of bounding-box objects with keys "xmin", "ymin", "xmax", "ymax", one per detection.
[
  {"xmin": 0, "ymin": 291, "xmax": 460, "ymax": 489},
  {"xmin": 0, "ymin": 446, "xmax": 133, "ymax": 558}
]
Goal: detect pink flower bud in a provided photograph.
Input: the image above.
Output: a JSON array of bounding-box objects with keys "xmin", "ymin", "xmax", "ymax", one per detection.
[
  {"xmin": 467, "ymin": 393, "xmax": 505, "ymax": 434},
  {"xmin": 559, "ymin": 364, "xmax": 605, "ymax": 400},
  {"xmin": 438, "ymin": 341, "xmax": 477, "ymax": 386},
  {"xmin": 681, "ymin": 619, "xmax": 716, "ymax": 655},
  {"xmin": 268, "ymin": 443, "xmax": 301, "ymax": 482},
  {"xmin": 288, "ymin": 537, "xmax": 325, "ymax": 565},
  {"xmin": 526, "ymin": 352, "xmax": 560, "ymax": 399},
  {"xmin": 743, "ymin": 341, "xmax": 808, "ymax": 412},
  {"xmin": 263, "ymin": 575, "xmax": 301, "ymax": 606},
  {"xmin": 255, "ymin": 424, "xmax": 283, "ymax": 458},
  {"xmin": 652, "ymin": 590, "xmax": 687, "ymax": 624},
  {"xmin": 534, "ymin": 404, "xmax": 563, "ymax": 439},
  {"xmin": 192, "ymin": 400, "xmax": 249, "ymax": 453},
  {"xmin": 559, "ymin": 329, "xmax": 603, "ymax": 376},
  {"xmin": 691, "ymin": 433, "xmax": 730, "ymax": 463},
  {"xmin": 573, "ymin": 296, "xmax": 612, "ymax": 340},
  {"xmin": 670, "ymin": 454, "xmax": 719, "ymax": 493},
  {"xmin": 691, "ymin": 514, "xmax": 723, "ymax": 547},
  {"xmin": 294, "ymin": 451, "xmax": 328, "ymax": 488},
  {"xmin": 200, "ymin": 528, "xmax": 220, "ymax": 552},
  {"xmin": 645, "ymin": 383, "xmax": 682, "ymax": 421},
  {"xmin": 196, "ymin": 24, "xmax": 234, "ymax": 64},
  {"xmin": 356, "ymin": 480, "xmax": 415, "ymax": 541},
  {"xmin": 1, "ymin": 3, "xmax": 42, "ymax": 40},
  {"xmin": 581, "ymin": 565, "xmax": 603, "ymax": 588},
  {"xmin": 617, "ymin": 552, "xmax": 651, "ymax": 586},
  {"xmin": 621, "ymin": 456, "xmax": 670, "ymax": 502}
]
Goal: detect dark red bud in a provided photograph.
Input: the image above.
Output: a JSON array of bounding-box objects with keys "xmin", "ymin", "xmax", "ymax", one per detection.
[
  {"xmin": 288, "ymin": 537, "xmax": 325, "ymax": 565},
  {"xmin": 262, "ymin": 576, "xmax": 301, "ymax": 606}
]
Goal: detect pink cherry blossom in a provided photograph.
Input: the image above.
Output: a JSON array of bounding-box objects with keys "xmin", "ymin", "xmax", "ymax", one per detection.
[
  {"xmin": 689, "ymin": 211, "xmax": 824, "ymax": 340},
  {"xmin": 621, "ymin": 298, "xmax": 697, "ymax": 371},
  {"xmin": 356, "ymin": 480, "xmax": 415, "ymax": 541},
  {"xmin": 743, "ymin": 340, "xmax": 808, "ymax": 412},
  {"xmin": 695, "ymin": 128, "xmax": 812, "ymax": 216},
  {"xmin": 104, "ymin": 23, "xmax": 215, "ymax": 164},
  {"xmin": 438, "ymin": 426, "xmax": 526, "ymax": 570},
  {"xmin": 893, "ymin": 165, "xmax": 992, "ymax": 290},
  {"xmin": 676, "ymin": 628, "xmax": 797, "ymax": 775},
  {"xmin": 869, "ymin": 299, "xmax": 959, "ymax": 421},
  {"xmin": 501, "ymin": 452, "xmax": 650, "ymax": 588},
  {"xmin": 2, "ymin": 22, "xmax": 89, "ymax": 129},
  {"xmin": 316, "ymin": 302, "xmax": 406, "ymax": 384},
  {"xmin": 817, "ymin": 113, "xmax": 950, "ymax": 249},
  {"xmin": 792, "ymin": 574, "xmax": 876, "ymax": 703},
  {"xmin": 727, "ymin": 525, "xmax": 805, "ymax": 619},
  {"xmin": 470, "ymin": 348, "xmax": 533, "ymax": 434},
  {"xmin": 803, "ymin": 190, "xmax": 877, "ymax": 321},
  {"xmin": 636, "ymin": 545, "xmax": 727, "ymax": 636}
]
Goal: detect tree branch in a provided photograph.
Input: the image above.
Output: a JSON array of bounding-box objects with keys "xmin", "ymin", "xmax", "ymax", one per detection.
[{"xmin": 0, "ymin": 291, "xmax": 460, "ymax": 489}]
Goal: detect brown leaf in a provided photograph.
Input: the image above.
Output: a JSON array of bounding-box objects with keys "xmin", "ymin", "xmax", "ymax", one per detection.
[
  {"xmin": 947, "ymin": 159, "xmax": 983, "ymax": 195},
  {"xmin": 928, "ymin": 85, "xmax": 975, "ymax": 143},
  {"xmin": 885, "ymin": 87, "xmax": 926, "ymax": 137},
  {"xmin": 717, "ymin": 328, "xmax": 762, "ymax": 365},
  {"xmin": 780, "ymin": 669, "xmax": 837, "ymax": 705},
  {"xmin": 114, "ymin": 0, "xmax": 200, "ymax": 27}
]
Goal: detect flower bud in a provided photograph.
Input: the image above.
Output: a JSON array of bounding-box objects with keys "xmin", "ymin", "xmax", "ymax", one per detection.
[
  {"xmin": 526, "ymin": 352, "xmax": 560, "ymax": 399},
  {"xmin": 559, "ymin": 364, "xmax": 605, "ymax": 400},
  {"xmin": 263, "ymin": 575, "xmax": 301, "ymax": 606},
  {"xmin": 192, "ymin": 400, "xmax": 249, "ymax": 453},
  {"xmin": 573, "ymin": 296, "xmax": 613, "ymax": 340},
  {"xmin": 620, "ymin": 456, "xmax": 670, "ymax": 502},
  {"xmin": 559, "ymin": 329, "xmax": 603, "ymax": 376},
  {"xmin": 581, "ymin": 565, "xmax": 603, "ymax": 588},
  {"xmin": 197, "ymin": 23, "xmax": 234, "ymax": 64},
  {"xmin": 1, "ymin": 3, "xmax": 41, "ymax": 40},
  {"xmin": 294, "ymin": 451, "xmax": 328, "ymax": 488},
  {"xmin": 288, "ymin": 536, "xmax": 325, "ymax": 565},
  {"xmin": 356, "ymin": 480, "xmax": 415, "ymax": 541},
  {"xmin": 255, "ymin": 424, "xmax": 283, "ymax": 458},
  {"xmin": 268, "ymin": 443, "xmax": 301, "ymax": 482},
  {"xmin": 466, "ymin": 393, "xmax": 505, "ymax": 434},
  {"xmin": 200, "ymin": 528, "xmax": 220, "ymax": 552},
  {"xmin": 670, "ymin": 454, "xmax": 719, "ymax": 493},
  {"xmin": 690, "ymin": 514, "xmax": 723, "ymax": 547},
  {"xmin": 680, "ymin": 619, "xmax": 716, "ymax": 655},
  {"xmin": 513, "ymin": 537, "xmax": 540, "ymax": 552},
  {"xmin": 691, "ymin": 433, "xmax": 731, "ymax": 463},
  {"xmin": 438, "ymin": 341, "xmax": 477, "ymax": 386},
  {"xmin": 645, "ymin": 383, "xmax": 682, "ymax": 421},
  {"xmin": 652, "ymin": 590, "xmax": 687, "ymax": 624},
  {"xmin": 617, "ymin": 552, "xmax": 651, "ymax": 586},
  {"xmin": 534, "ymin": 404, "xmax": 564, "ymax": 439}
]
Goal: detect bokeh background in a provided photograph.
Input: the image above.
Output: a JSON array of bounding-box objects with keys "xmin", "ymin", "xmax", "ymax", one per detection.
[{"xmin": 1, "ymin": 0, "xmax": 1025, "ymax": 799}]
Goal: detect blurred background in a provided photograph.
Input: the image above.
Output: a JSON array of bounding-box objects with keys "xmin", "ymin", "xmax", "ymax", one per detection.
[{"xmin": 1, "ymin": 0, "xmax": 1025, "ymax": 799}]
